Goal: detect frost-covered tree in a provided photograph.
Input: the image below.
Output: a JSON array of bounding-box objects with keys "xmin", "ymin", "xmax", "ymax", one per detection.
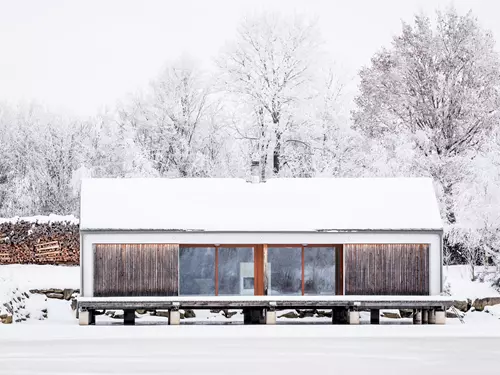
[
  {"xmin": 353, "ymin": 7, "xmax": 500, "ymax": 223},
  {"xmin": 120, "ymin": 57, "xmax": 211, "ymax": 177},
  {"xmin": 217, "ymin": 12, "xmax": 324, "ymax": 178}
]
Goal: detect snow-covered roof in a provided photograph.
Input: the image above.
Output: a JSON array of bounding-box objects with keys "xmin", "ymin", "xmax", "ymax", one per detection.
[{"xmin": 80, "ymin": 177, "xmax": 443, "ymax": 232}]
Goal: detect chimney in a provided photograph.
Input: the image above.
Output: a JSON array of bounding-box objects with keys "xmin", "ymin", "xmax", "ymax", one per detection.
[{"xmin": 250, "ymin": 160, "xmax": 260, "ymax": 183}]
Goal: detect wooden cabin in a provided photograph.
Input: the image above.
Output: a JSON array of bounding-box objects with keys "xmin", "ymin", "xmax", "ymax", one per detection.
[{"xmin": 78, "ymin": 177, "xmax": 448, "ymax": 325}]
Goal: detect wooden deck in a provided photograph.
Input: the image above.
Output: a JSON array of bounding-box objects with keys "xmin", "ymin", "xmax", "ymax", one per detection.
[{"xmin": 77, "ymin": 295, "xmax": 454, "ymax": 311}]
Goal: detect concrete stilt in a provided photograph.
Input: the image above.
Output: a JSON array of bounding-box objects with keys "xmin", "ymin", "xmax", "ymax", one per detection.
[
  {"xmin": 435, "ymin": 309, "xmax": 446, "ymax": 325},
  {"xmin": 370, "ymin": 309, "xmax": 380, "ymax": 324},
  {"xmin": 422, "ymin": 309, "xmax": 429, "ymax": 325},
  {"xmin": 413, "ymin": 309, "xmax": 422, "ymax": 325},
  {"xmin": 428, "ymin": 309, "xmax": 436, "ymax": 324},
  {"xmin": 348, "ymin": 309, "xmax": 360, "ymax": 325},
  {"xmin": 124, "ymin": 309, "xmax": 135, "ymax": 325},
  {"xmin": 168, "ymin": 310, "xmax": 181, "ymax": 325},
  {"xmin": 79, "ymin": 310, "xmax": 95, "ymax": 326},
  {"xmin": 265, "ymin": 310, "xmax": 276, "ymax": 325},
  {"xmin": 332, "ymin": 307, "xmax": 348, "ymax": 324},
  {"xmin": 243, "ymin": 308, "xmax": 263, "ymax": 324}
]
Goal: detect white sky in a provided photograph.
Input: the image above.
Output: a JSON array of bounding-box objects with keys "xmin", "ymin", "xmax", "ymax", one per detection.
[{"xmin": 0, "ymin": 0, "xmax": 498, "ymax": 116}]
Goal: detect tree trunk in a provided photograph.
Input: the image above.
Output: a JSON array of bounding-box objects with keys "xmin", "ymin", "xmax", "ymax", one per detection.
[{"xmin": 273, "ymin": 131, "xmax": 282, "ymax": 175}]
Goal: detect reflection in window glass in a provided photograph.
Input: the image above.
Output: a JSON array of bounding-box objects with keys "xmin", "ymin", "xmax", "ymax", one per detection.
[
  {"xmin": 218, "ymin": 247, "xmax": 254, "ymax": 295},
  {"xmin": 179, "ymin": 247, "xmax": 215, "ymax": 295},
  {"xmin": 268, "ymin": 247, "xmax": 301, "ymax": 295},
  {"xmin": 304, "ymin": 247, "xmax": 335, "ymax": 295}
]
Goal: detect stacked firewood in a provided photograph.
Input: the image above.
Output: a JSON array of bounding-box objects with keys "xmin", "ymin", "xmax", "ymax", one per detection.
[{"xmin": 0, "ymin": 220, "xmax": 79, "ymax": 265}]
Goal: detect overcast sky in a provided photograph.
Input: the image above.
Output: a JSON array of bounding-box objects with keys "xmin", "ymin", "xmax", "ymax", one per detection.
[{"xmin": 0, "ymin": 0, "xmax": 498, "ymax": 116}]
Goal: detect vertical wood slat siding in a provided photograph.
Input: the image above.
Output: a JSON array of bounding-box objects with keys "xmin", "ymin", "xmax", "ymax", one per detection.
[
  {"xmin": 344, "ymin": 244, "xmax": 429, "ymax": 295},
  {"xmin": 94, "ymin": 244, "xmax": 179, "ymax": 297}
]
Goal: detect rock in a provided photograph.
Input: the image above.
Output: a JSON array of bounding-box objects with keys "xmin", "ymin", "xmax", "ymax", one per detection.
[
  {"xmin": 382, "ymin": 310, "xmax": 401, "ymax": 319},
  {"xmin": 399, "ymin": 309, "xmax": 413, "ymax": 318},
  {"xmin": 46, "ymin": 293, "xmax": 64, "ymax": 300},
  {"xmin": 41, "ymin": 289, "xmax": 63, "ymax": 294},
  {"xmin": 210, "ymin": 309, "xmax": 221, "ymax": 314},
  {"xmin": 316, "ymin": 310, "xmax": 333, "ymax": 318},
  {"xmin": 297, "ymin": 309, "xmax": 315, "ymax": 318},
  {"xmin": 0, "ymin": 314, "xmax": 7, "ymax": 319},
  {"xmin": 70, "ymin": 299, "xmax": 77, "ymax": 311},
  {"xmin": 279, "ymin": 311, "xmax": 300, "ymax": 319},
  {"xmin": 183, "ymin": 309, "xmax": 196, "ymax": 319},
  {"xmin": 155, "ymin": 310, "xmax": 170, "ymax": 318},
  {"xmin": 2, "ymin": 315, "xmax": 13, "ymax": 324},
  {"xmin": 473, "ymin": 297, "xmax": 500, "ymax": 312},
  {"xmin": 136, "ymin": 309, "xmax": 147, "ymax": 315},
  {"xmin": 446, "ymin": 308, "xmax": 464, "ymax": 319},
  {"xmin": 222, "ymin": 310, "xmax": 237, "ymax": 319},
  {"xmin": 63, "ymin": 289, "xmax": 74, "ymax": 301},
  {"xmin": 453, "ymin": 299, "xmax": 471, "ymax": 312}
]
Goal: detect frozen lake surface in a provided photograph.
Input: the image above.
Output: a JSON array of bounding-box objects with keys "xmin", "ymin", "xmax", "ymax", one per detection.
[{"xmin": 1, "ymin": 325, "xmax": 500, "ymax": 375}]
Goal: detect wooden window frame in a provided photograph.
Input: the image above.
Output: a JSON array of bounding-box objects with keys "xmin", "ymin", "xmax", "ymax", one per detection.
[
  {"xmin": 179, "ymin": 244, "xmax": 344, "ymax": 296},
  {"xmin": 180, "ymin": 244, "xmax": 257, "ymax": 296}
]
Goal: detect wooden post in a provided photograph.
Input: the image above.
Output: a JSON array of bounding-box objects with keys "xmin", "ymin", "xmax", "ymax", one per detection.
[
  {"xmin": 413, "ymin": 309, "xmax": 422, "ymax": 325},
  {"xmin": 332, "ymin": 307, "xmax": 347, "ymax": 324},
  {"xmin": 263, "ymin": 245, "xmax": 268, "ymax": 295},
  {"xmin": 124, "ymin": 309, "xmax": 135, "ymax": 325},
  {"xmin": 370, "ymin": 309, "xmax": 380, "ymax": 324},
  {"xmin": 243, "ymin": 308, "xmax": 262, "ymax": 324}
]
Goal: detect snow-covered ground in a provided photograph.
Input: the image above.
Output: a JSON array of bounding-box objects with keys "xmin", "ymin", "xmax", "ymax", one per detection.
[
  {"xmin": 1, "ymin": 325, "xmax": 500, "ymax": 375},
  {"xmin": 443, "ymin": 265, "xmax": 499, "ymax": 299}
]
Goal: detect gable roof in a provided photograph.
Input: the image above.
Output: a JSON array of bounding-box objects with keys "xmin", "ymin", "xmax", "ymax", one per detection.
[{"xmin": 80, "ymin": 177, "xmax": 443, "ymax": 232}]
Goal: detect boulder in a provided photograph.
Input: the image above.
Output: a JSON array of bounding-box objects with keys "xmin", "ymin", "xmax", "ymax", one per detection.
[
  {"xmin": 46, "ymin": 293, "xmax": 64, "ymax": 300},
  {"xmin": 1, "ymin": 315, "xmax": 13, "ymax": 324},
  {"xmin": 279, "ymin": 311, "xmax": 300, "ymax": 319},
  {"xmin": 183, "ymin": 309, "xmax": 196, "ymax": 319},
  {"xmin": 221, "ymin": 310, "xmax": 237, "ymax": 319},
  {"xmin": 453, "ymin": 299, "xmax": 471, "ymax": 312},
  {"xmin": 399, "ymin": 309, "xmax": 413, "ymax": 318},
  {"xmin": 316, "ymin": 310, "xmax": 333, "ymax": 318},
  {"xmin": 472, "ymin": 297, "xmax": 500, "ymax": 312},
  {"xmin": 0, "ymin": 314, "xmax": 7, "ymax": 319},
  {"xmin": 136, "ymin": 309, "xmax": 147, "ymax": 315},
  {"xmin": 63, "ymin": 289, "xmax": 74, "ymax": 301},
  {"xmin": 382, "ymin": 310, "xmax": 401, "ymax": 319},
  {"xmin": 155, "ymin": 310, "xmax": 170, "ymax": 318},
  {"xmin": 297, "ymin": 309, "xmax": 316, "ymax": 318},
  {"xmin": 446, "ymin": 308, "xmax": 464, "ymax": 319}
]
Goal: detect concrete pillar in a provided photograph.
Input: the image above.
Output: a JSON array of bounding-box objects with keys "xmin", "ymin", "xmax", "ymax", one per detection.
[
  {"xmin": 169, "ymin": 310, "xmax": 181, "ymax": 325},
  {"xmin": 422, "ymin": 309, "xmax": 429, "ymax": 325},
  {"xmin": 243, "ymin": 308, "xmax": 263, "ymax": 324},
  {"xmin": 124, "ymin": 309, "xmax": 135, "ymax": 326},
  {"xmin": 79, "ymin": 310, "xmax": 95, "ymax": 326},
  {"xmin": 348, "ymin": 309, "xmax": 360, "ymax": 325},
  {"xmin": 332, "ymin": 307, "xmax": 348, "ymax": 324},
  {"xmin": 370, "ymin": 309, "xmax": 380, "ymax": 324},
  {"xmin": 265, "ymin": 310, "xmax": 276, "ymax": 325},
  {"xmin": 428, "ymin": 309, "xmax": 436, "ymax": 324},
  {"xmin": 413, "ymin": 309, "xmax": 422, "ymax": 325},
  {"xmin": 435, "ymin": 309, "xmax": 446, "ymax": 325}
]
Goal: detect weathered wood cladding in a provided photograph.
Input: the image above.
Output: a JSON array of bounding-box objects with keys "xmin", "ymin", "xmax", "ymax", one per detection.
[
  {"xmin": 94, "ymin": 244, "xmax": 179, "ymax": 297},
  {"xmin": 344, "ymin": 244, "xmax": 429, "ymax": 295}
]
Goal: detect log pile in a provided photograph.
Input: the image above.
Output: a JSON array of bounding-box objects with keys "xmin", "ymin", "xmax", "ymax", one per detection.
[{"xmin": 0, "ymin": 220, "xmax": 79, "ymax": 265}]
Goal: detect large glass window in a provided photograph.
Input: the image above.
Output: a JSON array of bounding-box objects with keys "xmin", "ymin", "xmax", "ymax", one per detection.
[
  {"xmin": 218, "ymin": 247, "xmax": 254, "ymax": 295},
  {"xmin": 268, "ymin": 247, "xmax": 302, "ymax": 295},
  {"xmin": 304, "ymin": 247, "xmax": 335, "ymax": 295},
  {"xmin": 179, "ymin": 247, "xmax": 215, "ymax": 295}
]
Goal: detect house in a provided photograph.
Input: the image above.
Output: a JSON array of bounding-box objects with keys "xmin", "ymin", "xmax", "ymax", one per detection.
[{"xmin": 78, "ymin": 177, "xmax": 450, "ymax": 325}]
